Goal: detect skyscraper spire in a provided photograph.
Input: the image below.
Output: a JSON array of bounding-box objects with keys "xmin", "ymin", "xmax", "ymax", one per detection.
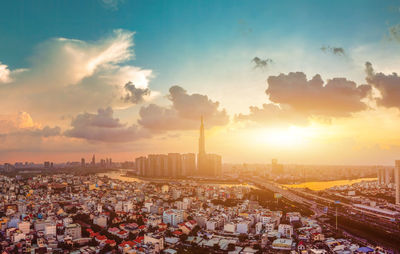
[{"xmin": 199, "ymin": 116, "xmax": 205, "ymax": 155}]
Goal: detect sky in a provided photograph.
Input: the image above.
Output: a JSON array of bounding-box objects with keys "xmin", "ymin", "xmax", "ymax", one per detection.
[{"xmin": 1, "ymin": 0, "xmax": 400, "ymax": 165}]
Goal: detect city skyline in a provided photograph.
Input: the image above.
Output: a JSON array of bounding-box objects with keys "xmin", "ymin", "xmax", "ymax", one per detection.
[{"xmin": 2, "ymin": 1, "xmax": 400, "ymax": 165}]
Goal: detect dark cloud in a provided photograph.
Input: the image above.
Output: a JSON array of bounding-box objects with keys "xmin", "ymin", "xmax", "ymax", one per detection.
[
  {"xmin": 252, "ymin": 57, "xmax": 273, "ymax": 69},
  {"xmin": 122, "ymin": 81, "xmax": 150, "ymax": 104},
  {"xmin": 0, "ymin": 126, "xmax": 61, "ymax": 138},
  {"xmin": 65, "ymin": 107, "xmax": 149, "ymax": 142},
  {"xmin": 266, "ymin": 72, "xmax": 371, "ymax": 117},
  {"xmin": 320, "ymin": 46, "xmax": 346, "ymax": 56},
  {"xmin": 365, "ymin": 61, "xmax": 400, "ymax": 109},
  {"xmin": 387, "ymin": 24, "xmax": 400, "ymax": 42},
  {"xmin": 238, "ymin": 72, "xmax": 371, "ymax": 126},
  {"xmin": 138, "ymin": 86, "xmax": 229, "ymax": 131},
  {"xmin": 235, "ymin": 103, "xmax": 309, "ymax": 126}
]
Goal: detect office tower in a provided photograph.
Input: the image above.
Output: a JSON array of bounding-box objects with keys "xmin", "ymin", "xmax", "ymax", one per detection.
[
  {"xmin": 155, "ymin": 154, "xmax": 168, "ymax": 177},
  {"xmin": 135, "ymin": 156, "xmax": 147, "ymax": 176},
  {"xmin": 147, "ymin": 155, "xmax": 158, "ymax": 177},
  {"xmin": 81, "ymin": 158, "xmax": 85, "ymax": 168},
  {"xmin": 44, "ymin": 161, "xmax": 50, "ymax": 168},
  {"xmin": 197, "ymin": 116, "xmax": 208, "ymax": 175},
  {"xmin": 271, "ymin": 159, "xmax": 283, "ymax": 175},
  {"xmin": 182, "ymin": 153, "xmax": 196, "ymax": 176},
  {"xmin": 91, "ymin": 154, "xmax": 95, "ymax": 166},
  {"xmin": 207, "ymin": 154, "xmax": 222, "ymax": 176},
  {"xmin": 395, "ymin": 160, "xmax": 400, "ymax": 205},
  {"xmin": 168, "ymin": 153, "xmax": 182, "ymax": 177},
  {"xmin": 377, "ymin": 168, "xmax": 384, "ymax": 185},
  {"xmin": 384, "ymin": 168, "xmax": 392, "ymax": 185}
]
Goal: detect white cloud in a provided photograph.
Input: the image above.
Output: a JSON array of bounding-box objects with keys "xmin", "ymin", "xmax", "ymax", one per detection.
[{"xmin": 0, "ymin": 29, "xmax": 154, "ymax": 122}]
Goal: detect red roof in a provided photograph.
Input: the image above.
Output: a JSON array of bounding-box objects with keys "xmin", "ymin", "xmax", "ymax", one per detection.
[
  {"xmin": 173, "ymin": 230, "xmax": 183, "ymax": 236},
  {"xmin": 106, "ymin": 239, "xmax": 116, "ymax": 245},
  {"xmin": 96, "ymin": 235, "xmax": 107, "ymax": 241},
  {"xmin": 134, "ymin": 236, "xmax": 144, "ymax": 243},
  {"xmin": 139, "ymin": 225, "xmax": 146, "ymax": 229},
  {"xmin": 119, "ymin": 240, "xmax": 137, "ymax": 248}
]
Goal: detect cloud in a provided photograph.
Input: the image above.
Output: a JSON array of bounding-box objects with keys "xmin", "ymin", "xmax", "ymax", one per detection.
[
  {"xmin": 266, "ymin": 72, "xmax": 371, "ymax": 117},
  {"xmin": 0, "ymin": 29, "xmax": 153, "ymax": 120},
  {"xmin": 320, "ymin": 46, "xmax": 346, "ymax": 56},
  {"xmin": 65, "ymin": 107, "xmax": 150, "ymax": 142},
  {"xmin": 122, "ymin": 81, "xmax": 151, "ymax": 104},
  {"xmin": 235, "ymin": 103, "xmax": 309, "ymax": 126},
  {"xmin": 387, "ymin": 24, "xmax": 400, "ymax": 43},
  {"xmin": 100, "ymin": 0, "xmax": 125, "ymax": 10},
  {"xmin": 0, "ymin": 112, "xmax": 60, "ymax": 137},
  {"xmin": 0, "ymin": 62, "xmax": 26, "ymax": 84},
  {"xmin": 0, "ymin": 63, "xmax": 12, "ymax": 83},
  {"xmin": 365, "ymin": 61, "xmax": 400, "ymax": 109},
  {"xmin": 252, "ymin": 57, "xmax": 273, "ymax": 69},
  {"xmin": 238, "ymin": 72, "xmax": 371, "ymax": 126},
  {"xmin": 138, "ymin": 86, "xmax": 229, "ymax": 131}
]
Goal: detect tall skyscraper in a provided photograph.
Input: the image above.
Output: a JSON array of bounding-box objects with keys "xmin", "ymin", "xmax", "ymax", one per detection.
[
  {"xmin": 91, "ymin": 154, "xmax": 96, "ymax": 166},
  {"xmin": 81, "ymin": 158, "xmax": 85, "ymax": 168},
  {"xmin": 199, "ymin": 116, "xmax": 205, "ymax": 156},
  {"xmin": 197, "ymin": 116, "xmax": 207, "ymax": 175},
  {"xmin": 395, "ymin": 160, "xmax": 400, "ymax": 205}
]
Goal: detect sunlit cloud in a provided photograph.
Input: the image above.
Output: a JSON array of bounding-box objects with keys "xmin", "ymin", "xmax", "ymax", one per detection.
[{"xmin": 0, "ymin": 29, "xmax": 154, "ymax": 121}]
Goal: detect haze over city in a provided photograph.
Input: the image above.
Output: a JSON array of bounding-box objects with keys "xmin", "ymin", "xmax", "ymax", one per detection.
[{"xmin": 2, "ymin": 1, "xmax": 400, "ymax": 165}]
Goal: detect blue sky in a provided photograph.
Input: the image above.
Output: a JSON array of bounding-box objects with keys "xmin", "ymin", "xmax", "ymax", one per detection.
[{"xmin": 1, "ymin": 0, "xmax": 398, "ymax": 93}]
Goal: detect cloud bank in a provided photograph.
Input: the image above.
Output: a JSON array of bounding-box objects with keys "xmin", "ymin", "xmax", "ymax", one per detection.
[
  {"xmin": 252, "ymin": 57, "xmax": 273, "ymax": 69},
  {"xmin": 321, "ymin": 46, "xmax": 346, "ymax": 56},
  {"xmin": 122, "ymin": 81, "xmax": 151, "ymax": 104},
  {"xmin": 238, "ymin": 72, "xmax": 371, "ymax": 126},
  {"xmin": 139, "ymin": 86, "xmax": 229, "ymax": 131},
  {"xmin": 0, "ymin": 29, "xmax": 153, "ymax": 121},
  {"xmin": 65, "ymin": 107, "xmax": 149, "ymax": 143},
  {"xmin": 365, "ymin": 61, "xmax": 400, "ymax": 110}
]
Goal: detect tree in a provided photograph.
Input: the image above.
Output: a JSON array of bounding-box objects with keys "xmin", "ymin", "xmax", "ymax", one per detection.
[
  {"xmin": 179, "ymin": 234, "xmax": 188, "ymax": 242},
  {"xmin": 213, "ymin": 243, "xmax": 219, "ymax": 251},
  {"xmin": 239, "ymin": 233, "xmax": 248, "ymax": 242},
  {"xmin": 227, "ymin": 243, "xmax": 235, "ymax": 251}
]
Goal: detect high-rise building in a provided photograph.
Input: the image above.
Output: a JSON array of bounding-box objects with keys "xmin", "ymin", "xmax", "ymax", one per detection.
[
  {"xmin": 81, "ymin": 158, "xmax": 85, "ymax": 168},
  {"xmin": 395, "ymin": 160, "xmax": 400, "ymax": 205},
  {"xmin": 207, "ymin": 154, "xmax": 222, "ymax": 176},
  {"xmin": 271, "ymin": 159, "xmax": 283, "ymax": 175},
  {"xmin": 384, "ymin": 168, "xmax": 392, "ymax": 185},
  {"xmin": 156, "ymin": 154, "xmax": 168, "ymax": 177},
  {"xmin": 136, "ymin": 156, "xmax": 147, "ymax": 176},
  {"xmin": 182, "ymin": 153, "xmax": 196, "ymax": 176},
  {"xmin": 377, "ymin": 168, "xmax": 384, "ymax": 185},
  {"xmin": 168, "ymin": 153, "xmax": 182, "ymax": 177},
  {"xmin": 91, "ymin": 154, "xmax": 96, "ymax": 167},
  {"xmin": 147, "ymin": 154, "xmax": 158, "ymax": 177},
  {"xmin": 196, "ymin": 117, "xmax": 222, "ymax": 177},
  {"xmin": 197, "ymin": 116, "xmax": 208, "ymax": 175}
]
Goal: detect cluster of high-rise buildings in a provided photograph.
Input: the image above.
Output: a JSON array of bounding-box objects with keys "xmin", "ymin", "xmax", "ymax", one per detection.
[
  {"xmin": 135, "ymin": 117, "xmax": 222, "ymax": 178},
  {"xmin": 377, "ymin": 160, "xmax": 400, "ymax": 205}
]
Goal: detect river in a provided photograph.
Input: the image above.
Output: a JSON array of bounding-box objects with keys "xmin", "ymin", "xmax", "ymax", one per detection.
[
  {"xmin": 283, "ymin": 177, "xmax": 377, "ymax": 191},
  {"xmin": 97, "ymin": 171, "xmax": 258, "ymax": 188}
]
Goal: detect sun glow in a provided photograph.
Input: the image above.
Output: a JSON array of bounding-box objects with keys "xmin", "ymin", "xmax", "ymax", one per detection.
[{"xmin": 255, "ymin": 126, "xmax": 318, "ymax": 148}]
